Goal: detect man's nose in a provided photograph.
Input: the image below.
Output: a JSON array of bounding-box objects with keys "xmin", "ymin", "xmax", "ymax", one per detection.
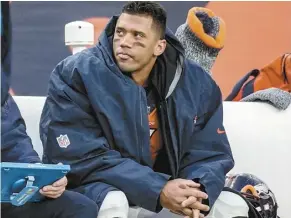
[{"xmin": 120, "ymin": 34, "xmax": 133, "ymax": 48}]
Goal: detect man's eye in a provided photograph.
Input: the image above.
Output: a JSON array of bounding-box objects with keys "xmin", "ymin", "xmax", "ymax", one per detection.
[
  {"xmin": 116, "ymin": 30, "xmax": 124, "ymax": 36},
  {"xmin": 135, "ymin": 33, "xmax": 144, "ymax": 38}
]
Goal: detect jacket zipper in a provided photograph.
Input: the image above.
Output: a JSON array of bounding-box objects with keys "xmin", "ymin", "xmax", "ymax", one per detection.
[
  {"xmin": 139, "ymin": 87, "xmax": 147, "ymax": 162},
  {"xmin": 160, "ymin": 101, "xmax": 178, "ymax": 178},
  {"xmin": 152, "ymin": 80, "xmax": 177, "ymax": 178}
]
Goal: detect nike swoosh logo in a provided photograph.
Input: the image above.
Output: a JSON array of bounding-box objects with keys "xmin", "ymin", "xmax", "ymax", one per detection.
[{"xmin": 217, "ymin": 128, "xmax": 225, "ymax": 134}]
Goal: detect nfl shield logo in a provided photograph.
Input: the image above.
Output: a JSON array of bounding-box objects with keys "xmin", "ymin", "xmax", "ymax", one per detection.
[{"xmin": 56, "ymin": 134, "xmax": 70, "ymax": 148}]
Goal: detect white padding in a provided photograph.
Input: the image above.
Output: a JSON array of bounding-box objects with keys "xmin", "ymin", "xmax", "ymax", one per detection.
[
  {"xmin": 206, "ymin": 191, "xmax": 249, "ymax": 218},
  {"xmin": 98, "ymin": 191, "xmax": 129, "ymax": 218}
]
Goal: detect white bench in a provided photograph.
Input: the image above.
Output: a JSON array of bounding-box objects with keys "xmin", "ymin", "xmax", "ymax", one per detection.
[{"xmin": 13, "ymin": 96, "xmax": 291, "ymax": 218}]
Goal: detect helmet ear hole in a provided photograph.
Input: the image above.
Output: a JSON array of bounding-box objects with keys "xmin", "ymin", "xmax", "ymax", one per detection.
[{"xmin": 241, "ymin": 185, "xmax": 259, "ymax": 197}]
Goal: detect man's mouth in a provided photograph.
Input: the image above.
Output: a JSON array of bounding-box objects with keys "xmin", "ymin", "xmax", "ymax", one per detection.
[
  {"xmin": 117, "ymin": 53, "xmax": 131, "ymax": 60},
  {"xmin": 116, "ymin": 50, "xmax": 133, "ymax": 61}
]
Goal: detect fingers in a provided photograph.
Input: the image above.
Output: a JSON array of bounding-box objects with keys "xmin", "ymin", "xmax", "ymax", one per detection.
[
  {"xmin": 52, "ymin": 176, "xmax": 67, "ymax": 187},
  {"xmin": 193, "ymin": 209, "xmax": 200, "ymax": 218},
  {"xmin": 171, "ymin": 200, "xmax": 207, "ymax": 218},
  {"xmin": 40, "ymin": 186, "xmax": 65, "ymax": 198},
  {"xmin": 171, "ymin": 202, "xmax": 189, "ymax": 215},
  {"xmin": 181, "ymin": 188, "xmax": 208, "ymax": 200},
  {"xmin": 40, "ymin": 176, "xmax": 67, "ymax": 199},
  {"xmin": 41, "ymin": 171, "xmax": 67, "ymax": 199},
  {"xmin": 183, "ymin": 180, "xmax": 200, "ymax": 188},
  {"xmin": 184, "ymin": 210, "xmax": 205, "ymax": 218},
  {"xmin": 181, "ymin": 203, "xmax": 200, "ymax": 218},
  {"xmin": 178, "ymin": 179, "xmax": 200, "ymax": 189},
  {"xmin": 173, "ymin": 196, "xmax": 188, "ymax": 205},
  {"xmin": 42, "ymin": 185, "xmax": 61, "ymax": 192},
  {"xmin": 188, "ymin": 200, "xmax": 210, "ymax": 212},
  {"xmin": 181, "ymin": 207, "xmax": 193, "ymax": 217},
  {"xmin": 181, "ymin": 197, "xmax": 199, "ymax": 218},
  {"xmin": 40, "ymin": 186, "xmax": 65, "ymax": 195},
  {"xmin": 40, "ymin": 178, "xmax": 67, "ymax": 199},
  {"xmin": 181, "ymin": 196, "xmax": 197, "ymax": 207},
  {"xmin": 41, "ymin": 185, "xmax": 60, "ymax": 192}
]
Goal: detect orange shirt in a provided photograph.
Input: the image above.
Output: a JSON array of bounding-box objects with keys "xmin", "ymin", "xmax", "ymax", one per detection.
[{"xmin": 148, "ymin": 107, "xmax": 162, "ymax": 162}]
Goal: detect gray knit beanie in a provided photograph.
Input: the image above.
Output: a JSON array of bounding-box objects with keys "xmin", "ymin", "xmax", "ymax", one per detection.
[{"xmin": 175, "ymin": 7, "xmax": 226, "ymax": 75}]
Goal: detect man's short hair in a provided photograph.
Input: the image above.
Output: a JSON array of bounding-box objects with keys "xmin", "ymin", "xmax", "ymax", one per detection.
[{"xmin": 122, "ymin": 1, "xmax": 167, "ymax": 39}]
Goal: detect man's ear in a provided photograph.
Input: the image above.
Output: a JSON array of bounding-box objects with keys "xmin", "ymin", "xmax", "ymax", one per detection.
[{"xmin": 154, "ymin": 39, "xmax": 167, "ymax": 56}]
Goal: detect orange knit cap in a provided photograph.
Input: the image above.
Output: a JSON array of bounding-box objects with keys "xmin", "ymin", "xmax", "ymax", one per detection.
[{"xmin": 186, "ymin": 7, "xmax": 226, "ymax": 49}]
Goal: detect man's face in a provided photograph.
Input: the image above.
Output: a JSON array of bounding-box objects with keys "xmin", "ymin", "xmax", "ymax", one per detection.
[{"xmin": 113, "ymin": 13, "xmax": 163, "ymax": 73}]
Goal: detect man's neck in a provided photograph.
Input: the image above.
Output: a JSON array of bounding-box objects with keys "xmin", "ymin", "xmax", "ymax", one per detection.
[{"xmin": 131, "ymin": 58, "xmax": 156, "ymax": 86}]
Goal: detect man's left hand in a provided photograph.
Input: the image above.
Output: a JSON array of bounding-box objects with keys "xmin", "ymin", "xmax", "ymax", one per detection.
[
  {"xmin": 182, "ymin": 197, "xmax": 207, "ymax": 218},
  {"xmin": 180, "ymin": 186, "xmax": 210, "ymax": 218},
  {"xmin": 39, "ymin": 176, "xmax": 67, "ymax": 199},
  {"xmin": 182, "ymin": 195, "xmax": 209, "ymax": 210}
]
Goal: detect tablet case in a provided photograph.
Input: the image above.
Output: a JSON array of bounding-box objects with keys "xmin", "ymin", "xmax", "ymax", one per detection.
[{"xmin": 1, "ymin": 162, "xmax": 70, "ymax": 206}]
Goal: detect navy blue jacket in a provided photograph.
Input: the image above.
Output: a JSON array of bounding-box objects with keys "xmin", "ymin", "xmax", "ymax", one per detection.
[
  {"xmin": 1, "ymin": 94, "xmax": 41, "ymax": 163},
  {"xmin": 1, "ymin": 2, "xmax": 40, "ymax": 163},
  {"xmin": 40, "ymin": 16, "xmax": 234, "ymax": 212}
]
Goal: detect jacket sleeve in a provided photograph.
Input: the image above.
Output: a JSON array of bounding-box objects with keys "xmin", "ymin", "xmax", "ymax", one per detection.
[
  {"xmin": 40, "ymin": 61, "xmax": 170, "ymax": 212},
  {"xmin": 1, "ymin": 94, "xmax": 41, "ymax": 163},
  {"xmin": 1, "ymin": 1, "xmax": 12, "ymax": 107},
  {"xmin": 1, "ymin": 3, "xmax": 40, "ymax": 163},
  {"xmin": 178, "ymin": 81, "xmax": 234, "ymax": 209}
]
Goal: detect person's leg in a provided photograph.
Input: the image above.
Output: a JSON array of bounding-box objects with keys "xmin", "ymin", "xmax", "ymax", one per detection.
[
  {"xmin": 35, "ymin": 190, "xmax": 98, "ymax": 218},
  {"xmin": 2, "ymin": 190, "xmax": 98, "ymax": 218},
  {"xmin": 97, "ymin": 191, "xmax": 129, "ymax": 218},
  {"xmin": 1, "ymin": 203, "xmax": 31, "ymax": 218}
]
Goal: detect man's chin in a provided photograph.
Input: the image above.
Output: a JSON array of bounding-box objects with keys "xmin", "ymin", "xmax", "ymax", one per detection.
[{"xmin": 117, "ymin": 63, "xmax": 136, "ymax": 73}]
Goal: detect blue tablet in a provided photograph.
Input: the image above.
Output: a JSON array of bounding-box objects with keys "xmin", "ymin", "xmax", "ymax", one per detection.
[{"xmin": 1, "ymin": 162, "xmax": 70, "ymax": 206}]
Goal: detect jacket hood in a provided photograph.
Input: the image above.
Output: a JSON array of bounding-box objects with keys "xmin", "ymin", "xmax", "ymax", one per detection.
[{"xmin": 97, "ymin": 15, "xmax": 185, "ymax": 99}]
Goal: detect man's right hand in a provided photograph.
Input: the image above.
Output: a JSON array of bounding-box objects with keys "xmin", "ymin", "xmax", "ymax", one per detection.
[
  {"xmin": 40, "ymin": 176, "xmax": 67, "ymax": 199},
  {"xmin": 159, "ymin": 179, "xmax": 208, "ymax": 215}
]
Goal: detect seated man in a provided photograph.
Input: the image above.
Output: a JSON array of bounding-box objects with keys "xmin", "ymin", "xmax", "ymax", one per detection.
[
  {"xmin": 39, "ymin": 1, "xmax": 234, "ymax": 218},
  {"xmin": 1, "ymin": 2, "xmax": 98, "ymax": 218}
]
